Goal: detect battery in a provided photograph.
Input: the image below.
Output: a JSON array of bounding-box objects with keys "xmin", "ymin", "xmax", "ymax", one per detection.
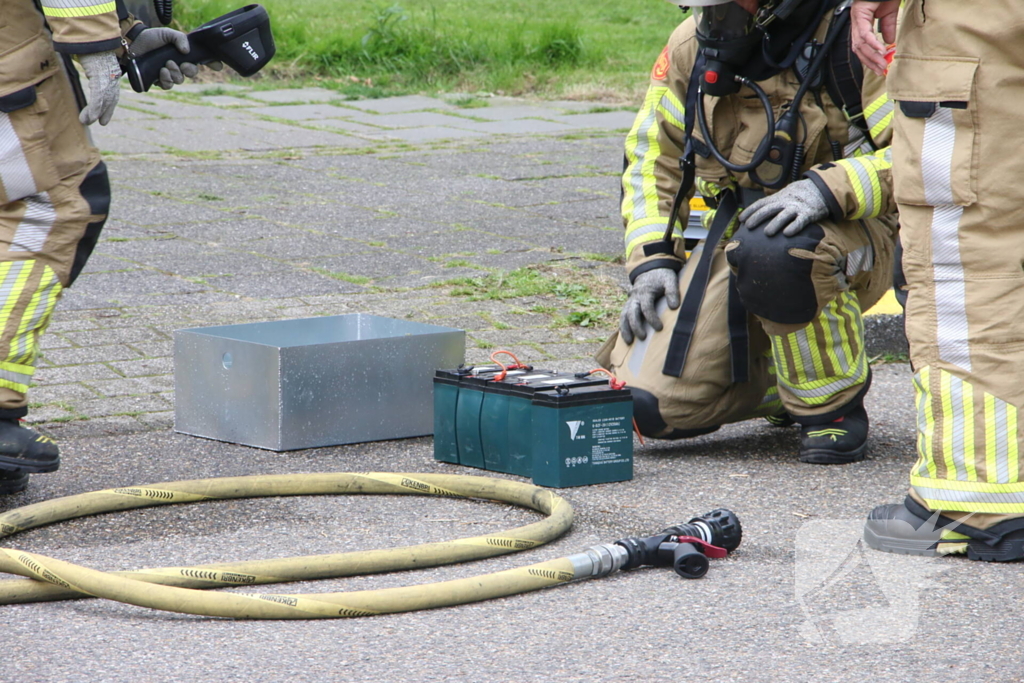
[
  {"xmin": 433, "ymin": 367, "xmax": 634, "ymax": 487},
  {"xmin": 530, "ymin": 384, "xmax": 634, "ymax": 488},
  {"xmin": 434, "ymin": 365, "xmax": 538, "ymax": 469},
  {"xmin": 503, "ymin": 373, "xmax": 609, "ymax": 477},
  {"xmin": 481, "ymin": 371, "xmax": 560, "ymax": 475},
  {"xmin": 433, "ymin": 368, "xmax": 468, "ymax": 464}
]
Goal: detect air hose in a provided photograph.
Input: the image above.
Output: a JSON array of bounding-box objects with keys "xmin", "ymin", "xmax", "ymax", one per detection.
[{"xmin": 0, "ymin": 472, "xmax": 739, "ymax": 619}]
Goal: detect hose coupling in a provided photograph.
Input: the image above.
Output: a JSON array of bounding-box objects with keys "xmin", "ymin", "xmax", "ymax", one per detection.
[{"xmin": 568, "ymin": 544, "xmax": 629, "ymax": 579}]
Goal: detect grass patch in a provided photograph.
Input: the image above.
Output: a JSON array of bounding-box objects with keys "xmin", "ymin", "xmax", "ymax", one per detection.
[
  {"xmin": 444, "ymin": 264, "xmax": 626, "ymax": 329},
  {"xmin": 444, "ymin": 266, "xmax": 560, "ymax": 300},
  {"xmin": 311, "ymin": 267, "xmax": 372, "ymax": 285},
  {"xmin": 173, "ymin": 0, "xmax": 678, "ymax": 100},
  {"xmin": 579, "ymin": 252, "xmax": 622, "ymax": 263}
]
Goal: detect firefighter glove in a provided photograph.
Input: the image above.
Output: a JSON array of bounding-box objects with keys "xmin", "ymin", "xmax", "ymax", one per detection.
[
  {"xmin": 739, "ymin": 178, "xmax": 829, "ymax": 237},
  {"xmin": 620, "ymin": 268, "xmax": 681, "ymax": 345},
  {"xmin": 78, "ymin": 51, "xmax": 122, "ymax": 126},
  {"xmin": 129, "ymin": 27, "xmax": 224, "ymax": 90}
]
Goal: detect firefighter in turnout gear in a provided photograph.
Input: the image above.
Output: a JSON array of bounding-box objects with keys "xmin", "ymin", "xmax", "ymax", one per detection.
[
  {"xmin": 852, "ymin": 0, "xmax": 1024, "ymax": 561},
  {"xmin": 0, "ymin": 0, "xmax": 207, "ymax": 493},
  {"xmin": 597, "ymin": 0, "xmax": 899, "ymax": 464}
]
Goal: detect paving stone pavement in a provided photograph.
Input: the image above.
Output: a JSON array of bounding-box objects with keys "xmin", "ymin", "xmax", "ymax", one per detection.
[
  {"xmin": 38, "ymin": 86, "xmax": 634, "ymax": 436},
  {"xmin": 31, "ymin": 84, "xmax": 903, "ymax": 437}
]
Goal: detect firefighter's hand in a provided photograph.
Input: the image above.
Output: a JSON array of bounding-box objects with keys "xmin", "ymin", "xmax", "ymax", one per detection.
[
  {"xmin": 129, "ymin": 27, "xmax": 224, "ymax": 90},
  {"xmin": 851, "ymin": 0, "xmax": 899, "ymax": 76},
  {"xmin": 78, "ymin": 51, "xmax": 122, "ymax": 126},
  {"xmin": 739, "ymin": 179, "xmax": 829, "ymax": 237},
  {"xmin": 620, "ymin": 268, "xmax": 681, "ymax": 345}
]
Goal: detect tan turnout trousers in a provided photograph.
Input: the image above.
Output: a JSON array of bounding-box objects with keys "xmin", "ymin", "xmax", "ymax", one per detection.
[
  {"xmin": 888, "ymin": 0, "xmax": 1024, "ymax": 515},
  {"xmin": 0, "ymin": 0, "xmax": 120, "ymax": 415}
]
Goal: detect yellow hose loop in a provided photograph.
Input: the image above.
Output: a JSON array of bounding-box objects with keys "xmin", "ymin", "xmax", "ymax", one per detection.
[{"xmin": 0, "ymin": 473, "xmax": 575, "ymax": 619}]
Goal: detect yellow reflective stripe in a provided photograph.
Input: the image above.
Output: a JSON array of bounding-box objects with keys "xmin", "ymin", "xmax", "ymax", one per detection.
[
  {"xmin": 0, "ymin": 263, "xmax": 32, "ymax": 329},
  {"xmin": 806, "ymin": 322, "xmax": 827, "ymax": 382},
  {"xmin": 771, "ymin": 293, "xmax": 866, "ymax": 405},
  {"xmin": 870, "ymin": 111, "xmax": 893, "ymax": 139},
  {"xmin": 962, "ymin": 378, "xmax": 977, "ymax": 481},
  {"xmin": 910, "ymin": 494, "xmax": 1024, "ymax": 515},
  {"xmin": 917, "ymin": 370, "xmax": 933, "ymax": 479},
  {"xmin": 836, "ymin": 148, "xmax": 891, "ymax": 219},
  {"xmin": 657, "ymin": 90, "xmax": 686, "ymax": 130},
  {"xmin": 863, "ymin": 93, "xmax": 889, "ymax": 119},
  {"xmin": 785, "ymin": 334, "xmax": 809, "ymax": 387},
  {"xmin": 909, "ymin": 476, "xmax": 1024, "ymax": 494},
  {"xmin": 11, "ymin": 265, "xmax": 61, "ymax": 365},
  {"xmin": 915, "ymin": 368, "xmax": 1020, "ymax": 501},
  {"xmin": 622, "ymin": 87, "xmax": 668, "ymax": 255},
  {"xmin": 985, "ymin": 392, "xmax": 998, "ymax": 483},
  {"xmin": 819, "ymin": 304, "xmax": 843, "ymax": 381},
  {"xmin": 939, "ymin": 370, "xmax": 958, "ymax": 480},
  {"xmin": 41, "ymin": 1, "xmax": 116, "ymax": 17},
  {"xmin": 922, "ymin": 367, "xmax": 937, "ymax": 478},
  {"xmin": 0, "ymin": 360, "xmax": 35, "ymax": 393},
  {"xmin": 1009, "ymin": 406, "xmax": 1019, "ymax": 484},
  {"xmin": 624, "ymin": 217, "xmax": 671, "ymax": 259}
]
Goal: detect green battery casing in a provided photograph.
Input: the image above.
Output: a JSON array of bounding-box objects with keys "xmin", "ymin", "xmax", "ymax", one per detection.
[
  {"xmin": 432, "ymin": 370, "xmax": 463, "ymax": 463},
  {"xmin": 504, "ymin": 373, "xmax": 608, "ymax": 478},
  {"xmin": 530, "ymin": 385, "xmax": 633, "ymax": 488},
  {"xmin": 433, "ymin": 364, "xmax": 503, "ymax": 467},
  {"xmin": 480, "ymin": 382, "xmax": 513, "ymax": 472},
  {"xmin": 455, "ymin": 371, "xmax": 504, "ymax": 469}
]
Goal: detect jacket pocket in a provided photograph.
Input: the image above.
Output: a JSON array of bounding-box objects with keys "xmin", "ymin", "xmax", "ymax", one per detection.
[
  {"xmin": 887, "ymin": 56, "xmax": 978, "ymax": 206},
  {"xmin": 0, "ymin": 84, "xmax": 59, "ymax": 204}
]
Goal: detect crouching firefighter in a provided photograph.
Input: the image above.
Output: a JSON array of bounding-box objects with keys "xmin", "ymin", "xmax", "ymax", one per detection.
[
  {"xmin": 596, "ymin": 0, "xmax": 899, "ymax": 464},
  {"xmin": 0, "ymin": 0, "xmax": 212, "ymax": 493}
]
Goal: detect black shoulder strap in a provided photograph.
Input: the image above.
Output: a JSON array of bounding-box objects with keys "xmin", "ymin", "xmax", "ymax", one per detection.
[
  {"xmin": 660, "ymin": 52, "xmax": 706, "ymax": 244},
  {"xmin": 824, "ymin": 4, "xmax": 877, "ymax": 150}
]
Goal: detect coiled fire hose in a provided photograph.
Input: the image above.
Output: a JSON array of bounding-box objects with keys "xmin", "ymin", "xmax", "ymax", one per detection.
[{"xmin": 0, "ymin": 472, "xmax": 739, "ymax": 619}]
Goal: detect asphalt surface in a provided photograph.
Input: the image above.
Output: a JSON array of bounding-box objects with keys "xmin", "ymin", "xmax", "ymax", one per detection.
[{"xmin": 1, "ymin": 85, "xmax": 1013, "ymax": 683}]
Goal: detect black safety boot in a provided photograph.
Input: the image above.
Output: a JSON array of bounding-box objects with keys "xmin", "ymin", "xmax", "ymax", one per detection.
[
  {"xmin": 0, "ymin": 419, "xmax": 59, "ymax": 473},
  {"xmin": 0, "ymin": 470, "xmax": 29, "ymax": 494},
  {"xmin": 798, "ymin": 404, "xmax": 868, "ymax": 464},
  {"xmin": 864, "ymin": 496, "xmax": 1024, "ymax": 561},
  {"xmin": 765, "ymin": 412, "xmax": 795, "ymax": 427}
]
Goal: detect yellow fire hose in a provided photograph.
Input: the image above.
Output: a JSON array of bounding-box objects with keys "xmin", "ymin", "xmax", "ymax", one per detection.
[{"xmin": 0, "ymin": 472, "xmax": 590, "ymax": 619}]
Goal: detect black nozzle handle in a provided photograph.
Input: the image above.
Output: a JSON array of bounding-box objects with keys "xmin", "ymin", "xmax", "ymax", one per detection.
[
  {"xmin": 671, "ymin": 542, "xmax": 709, "ymax": 579},
  {"xmin": 126, "ymin": 39, "xmax": 217, "ymax": 93}
]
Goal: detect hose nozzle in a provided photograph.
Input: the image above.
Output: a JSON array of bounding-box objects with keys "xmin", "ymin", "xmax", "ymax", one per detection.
[{"xmin": 612, "ymin": 509, "xmax": 741, "ymax": 579}]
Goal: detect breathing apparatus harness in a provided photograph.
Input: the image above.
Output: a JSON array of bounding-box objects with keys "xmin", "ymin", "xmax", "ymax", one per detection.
[{"xmin": 650, "ymin": 0, "xmax": 857, "ymax": 380}]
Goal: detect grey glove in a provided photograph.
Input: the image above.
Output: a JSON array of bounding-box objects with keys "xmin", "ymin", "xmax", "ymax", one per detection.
[
  {"xmin": 739, "ymin": 178, "xmax": 830, "ymax": 237},
  {"xmin": 130, "ymin": 27, "xmax": 224, "ymax": 90},
  {"xmin": 619, "ymin": 268, "xmax": 681, "ymax": 345},
  {"xmin": 78, "ymin": 51, "xmax": 122, "ymax": 126}
]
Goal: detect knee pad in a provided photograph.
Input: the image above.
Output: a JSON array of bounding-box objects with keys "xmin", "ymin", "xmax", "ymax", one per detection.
[
  {"xmin": 726, "ymin": 223, "xmax": 826, "ymax": 325},
  {"xmin": 630, "ymin": 387, "xmax": 721, "ymax": 440}
]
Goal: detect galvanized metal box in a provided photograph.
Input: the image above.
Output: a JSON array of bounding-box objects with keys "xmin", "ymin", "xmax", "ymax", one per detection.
[{"xmin": 174, "ymin": 314, "xmax": 465, "ymax": 451}]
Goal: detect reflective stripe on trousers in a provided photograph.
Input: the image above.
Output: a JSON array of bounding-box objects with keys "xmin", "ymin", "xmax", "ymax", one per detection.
[{"xmin": 769, "ymin": 291, "xmax": 868, "ymax": 407}]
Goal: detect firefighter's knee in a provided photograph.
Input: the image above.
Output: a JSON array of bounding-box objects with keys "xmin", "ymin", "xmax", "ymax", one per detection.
[
  {"xmin": 726, "ymin": 224, "xmax": 826, "ymax": 325},
  {"xmin": 630, "ymin": 386, "xmax": 720, "ymax": 440}
]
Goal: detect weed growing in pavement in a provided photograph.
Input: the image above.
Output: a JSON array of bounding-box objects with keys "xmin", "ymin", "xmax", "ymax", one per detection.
[
  {"xmin": 442, "ymin": 264, "xmax": 625, "ymax": 329},
  {"xmin": 311, "ymin": 268, "xmax": 372, "ymax": 285}
]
